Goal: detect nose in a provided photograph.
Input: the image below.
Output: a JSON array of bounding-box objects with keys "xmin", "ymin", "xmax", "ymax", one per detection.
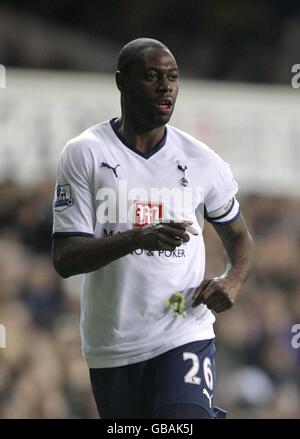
[{"xmin": 158, "ymin": 75, "xmax": 172, "ymax": 93}]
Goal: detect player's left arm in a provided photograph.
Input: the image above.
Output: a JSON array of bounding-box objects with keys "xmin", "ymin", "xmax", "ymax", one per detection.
[{"xmin": 192, "ymin": 212, "xmax": 255, "ymax": 313}]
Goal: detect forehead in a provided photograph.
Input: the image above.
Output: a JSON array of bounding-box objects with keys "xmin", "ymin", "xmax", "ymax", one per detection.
[{"xmin": 133, "ymin": 47, "xmax": 178, "ymax": 71}]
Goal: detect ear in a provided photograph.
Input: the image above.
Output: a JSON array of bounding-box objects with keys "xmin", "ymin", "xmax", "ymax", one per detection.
[{"xmin": 115, "ymin": 70, "xmax": 126, "ymax": 92}]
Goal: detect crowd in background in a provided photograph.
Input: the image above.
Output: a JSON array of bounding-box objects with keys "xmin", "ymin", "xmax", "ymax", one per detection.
[
  {"xmin": 0, "ymin": 180, "xmax": 299, "ymax": 418},
  {"xmin": 0, "ymin": 0, "xmax": 299, "ymax": 420},
  {"xmin": 0, "ymin": 0, "xmax": 300, "ymax": 83}
]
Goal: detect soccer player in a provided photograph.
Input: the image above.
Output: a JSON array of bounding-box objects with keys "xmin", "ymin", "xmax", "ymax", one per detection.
[{"xmin": 52, "ymin": 38, "xmax": 254, "ymax": 419}]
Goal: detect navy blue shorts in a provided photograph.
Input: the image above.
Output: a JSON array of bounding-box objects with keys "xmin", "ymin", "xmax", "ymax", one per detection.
[{"xmin": 90, "ymin": 338, "xmax": 216, "ymax": 418}]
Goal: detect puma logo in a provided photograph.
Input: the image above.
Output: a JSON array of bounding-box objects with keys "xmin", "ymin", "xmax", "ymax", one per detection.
[
  {"xmin": 202, "ymin": 388, "xmax": 213, "ymax": 408},
  {"xmin": 100, "ymin": 162, "xmax": 120, "ymax": 178}
]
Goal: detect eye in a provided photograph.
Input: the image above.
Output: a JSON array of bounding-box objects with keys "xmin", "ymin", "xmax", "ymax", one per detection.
[
  {"xmin": 169, "ymin": 73, "xmax": 178, "ymax": 81},
  {"xmin": 145, "ymin": 72, "xmax": 158, "ymax": 81}
]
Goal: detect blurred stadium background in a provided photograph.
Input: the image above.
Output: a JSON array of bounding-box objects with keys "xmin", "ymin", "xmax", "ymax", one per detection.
[{"xmin": 0, "ymin": 0, "xmax": 300, "ymax": 418}]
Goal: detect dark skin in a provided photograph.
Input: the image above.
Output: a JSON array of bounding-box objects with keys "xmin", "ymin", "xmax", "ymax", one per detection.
[
  {"xmin": 192, "ymin": 214, "xmax": 254, "ymax": 313},
  {"xmin": 52, "ymin": 221, "xmax": 191, "ymax": 278},
  {"xmin": 52, "ymin": 47, "xmax": 254, "ymax": 313},
  {"xmin": 115, "ymin": 47, "xmax": 179, "ymax": 154}
]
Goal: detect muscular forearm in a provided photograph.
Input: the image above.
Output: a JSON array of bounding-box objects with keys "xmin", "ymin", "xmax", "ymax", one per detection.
[
  {"xmin": 192, "ymin": 215, "xmax": 254, "ymax": 312},
  {"xmin": 53, "ymin": 229, "xmax": 140, "ymax": 278},
  {"xmin": 214, "ymin": 214, "xmax": 255, "ymax": 287},
  {"xmin": 53, "ymin": 221, "xmax": 191, "ymax": 278},
  {"xmin": 221, "ymin": 230, "xmax": 254, "ymax": 286}
]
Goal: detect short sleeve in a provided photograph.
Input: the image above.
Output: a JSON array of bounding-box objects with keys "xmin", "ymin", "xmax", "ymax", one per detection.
[
  {"xmin": 204, "ymin": 153, "xmax": 240, "ymax": 224},
  {"xmin": 52, "ymin": 141, "xmax": 95, "ymax": 238}
]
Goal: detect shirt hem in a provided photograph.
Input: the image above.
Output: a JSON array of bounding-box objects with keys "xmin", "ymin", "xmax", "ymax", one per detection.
[
  {"xmin": 52, "ymin": 231, "xmax": 94, "ymax": 239},
  {"xmin": 83, "ymin": 327, "xmax": 215, "ymax": 368}
]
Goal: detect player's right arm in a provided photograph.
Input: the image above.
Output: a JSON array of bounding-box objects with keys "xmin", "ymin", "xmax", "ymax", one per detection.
[
  {"xmin": 52, "ymin": 139, "xmax": 190, "ymax": 278},
  {"xmin": 52, "ymin": 223, "xmax": 189, "ymax": 278}
]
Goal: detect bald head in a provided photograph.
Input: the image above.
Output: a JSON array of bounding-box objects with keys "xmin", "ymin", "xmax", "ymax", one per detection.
[
  {"xmin": 117, "ymin": 38, "xmax": 171, "ymax": 73},
  {"xmin": 115, "ymin": 38, "xmax": 179, "ymax": 130}
]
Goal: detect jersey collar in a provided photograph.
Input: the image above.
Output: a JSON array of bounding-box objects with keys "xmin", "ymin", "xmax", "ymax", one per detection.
[{"xmin": 109, "ymin": 118, "xmax": 167, "ymax": 159}]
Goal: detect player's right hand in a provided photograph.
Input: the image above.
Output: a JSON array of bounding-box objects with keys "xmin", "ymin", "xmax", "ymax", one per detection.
[{"xmin": 136, "ymin": 221, "xmax": 191, "ymax": 251}]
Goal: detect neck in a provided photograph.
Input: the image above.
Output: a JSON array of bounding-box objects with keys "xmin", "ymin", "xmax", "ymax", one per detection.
[{"xmin": 115, "ymin": 116, "xmax": 165, "ymax": 155}]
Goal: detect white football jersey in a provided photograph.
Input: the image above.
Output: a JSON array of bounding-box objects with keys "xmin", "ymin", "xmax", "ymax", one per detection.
[{"xmin": 52, "ymin": 119, "xmax": 240, "ymax": 368}]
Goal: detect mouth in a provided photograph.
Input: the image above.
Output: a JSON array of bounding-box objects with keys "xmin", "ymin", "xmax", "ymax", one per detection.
[{"xmin": 155, "ymin": 97, "xmax": 174, "ymax": 114}]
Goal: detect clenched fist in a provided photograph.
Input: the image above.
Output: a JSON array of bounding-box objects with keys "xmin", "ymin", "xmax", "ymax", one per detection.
[
  {"xmin": 192, "ymin": 277, "xmax": 240, "ymax": 313},
  {"xmin": 136, "ymin": 220, "xmax": 191, "ymax": 252}
]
